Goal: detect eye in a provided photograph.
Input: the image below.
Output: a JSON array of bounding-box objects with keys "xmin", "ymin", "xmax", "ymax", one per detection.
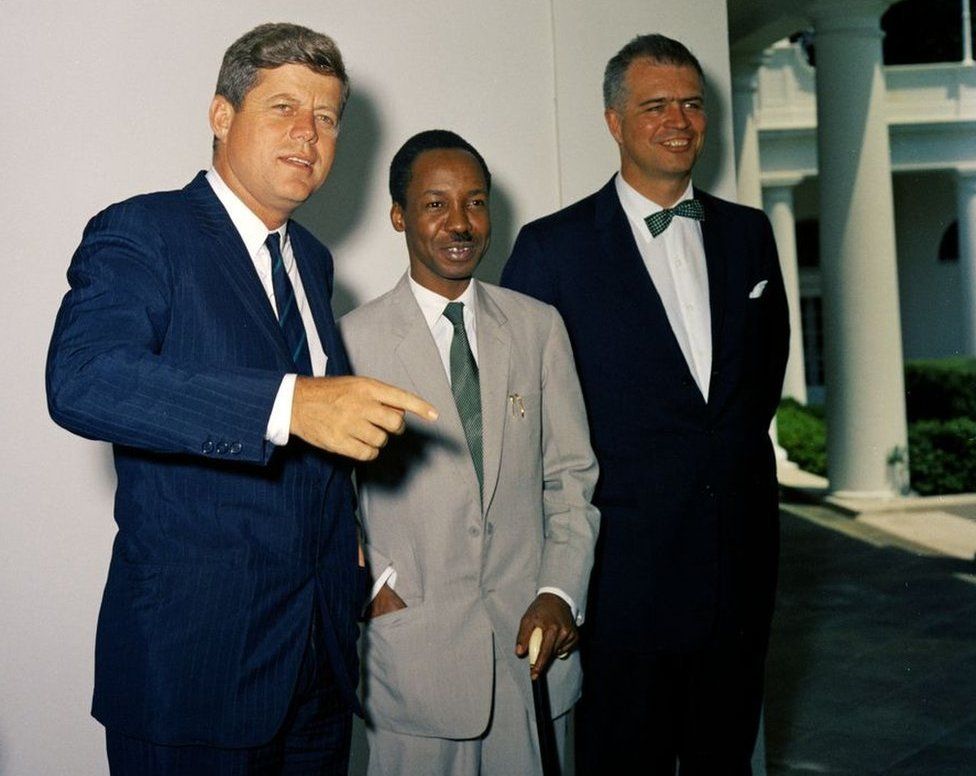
[
  {"xmin": 425, "ymin": 200, "xmax": 444, "ymax": 210},
  {"xmin": 273, "ymin": 103, "xmax": 294, "ymax": 115},
  {"xmin": 469, "ymin": 198, "xmax": 487, "ymax": 208},
  {"xmin": 683, "ymin": 100, "xmax": 704, "ymax": 111},
  {"xmin": 315, "ymin": 113, "xmax": 337, "ymax": 128}
]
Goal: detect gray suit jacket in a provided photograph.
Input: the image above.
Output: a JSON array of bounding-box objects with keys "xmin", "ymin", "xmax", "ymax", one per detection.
[{"xmin": 339, "ymin": 275, "xmax": 599, "ymax": 739}]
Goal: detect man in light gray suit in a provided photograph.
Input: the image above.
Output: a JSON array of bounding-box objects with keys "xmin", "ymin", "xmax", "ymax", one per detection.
[{"xmin": 340, "ymin": 130, "xmax": 600, "ymax": 775}]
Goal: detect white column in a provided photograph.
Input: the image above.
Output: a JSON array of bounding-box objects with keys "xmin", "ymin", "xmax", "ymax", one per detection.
[
  {"xmin": 732, "ymin": 53, "xmax": 789, "ymax": 478},
  {"xmin": 732, "ymin": 53, "xmax": 773, "ymax": 775},
  {"xmin": 958, "ymin": 169, "xmax": 976, "ymax": 353},
  {"xmin": 811, "ymin": 0, "xmax": 909, "ymax": 497},
  {"xmin": 963, "ymin": 0, "xmax": 974, "ymax": 66},
  {"xmin": 763, "ymin": 179, "xmax": 808, "ymax": 404},
  {"xmin": 732, "ymin": 55, "xmax": 765, "ymax": 209}
]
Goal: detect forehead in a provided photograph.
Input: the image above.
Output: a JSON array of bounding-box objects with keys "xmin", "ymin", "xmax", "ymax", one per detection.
[
  {"xmin": 408, "ymin": 148, "xmax": 487, "ymax": 192},
  {"xmin": 623, "ymin": 58, "xmax": 703, "ymax": 96},
  {"xmin": 246, "ymin": 63, "xmax": 342, "ymax": 100}
]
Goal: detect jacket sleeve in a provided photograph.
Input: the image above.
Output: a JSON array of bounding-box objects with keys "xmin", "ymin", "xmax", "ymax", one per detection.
[
  {"xmin": 46, "ymin": 200, "xmax": 284, "ymax": 464},
  {"xmin": 536, "ymin": 306, "xmax": 600, "ymax": 619}
]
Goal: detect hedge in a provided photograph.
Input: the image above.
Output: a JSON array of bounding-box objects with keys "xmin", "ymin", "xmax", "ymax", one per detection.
[
  {"xmin": 905, "ymin": 357, "xmax": 976, "ymax": 422},
  {"xmin": 776, "ymin": 398, "xmax": 976, "ymax": 496}
]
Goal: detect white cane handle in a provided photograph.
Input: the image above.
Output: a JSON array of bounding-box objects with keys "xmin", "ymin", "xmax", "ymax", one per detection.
[{"xmin": 528, "ymin": 626, "xmax": 543, "ymax": 668}]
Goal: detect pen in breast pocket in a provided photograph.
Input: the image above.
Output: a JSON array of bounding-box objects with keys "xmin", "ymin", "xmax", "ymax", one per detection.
[{"xmin": 509, "ymin": 393, "xmax": 525, "ymax": 418}]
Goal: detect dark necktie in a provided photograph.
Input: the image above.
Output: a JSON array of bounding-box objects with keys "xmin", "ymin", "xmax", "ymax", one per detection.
[
  {"xmin": 644, "ymin": 198, "xmax": 705, "ymax": 237},
  {"xmin": 266, "ymin": 232, "xmax": 312, "ymax": 375},
  {"xmin": 444, "ymin": 302, "xmax": 483, "ymax": 491}
]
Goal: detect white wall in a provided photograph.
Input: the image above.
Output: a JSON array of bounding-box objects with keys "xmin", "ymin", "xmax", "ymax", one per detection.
[{"xmin": 0, "ymin": 2, "xmax": 731, "ymax": 773}]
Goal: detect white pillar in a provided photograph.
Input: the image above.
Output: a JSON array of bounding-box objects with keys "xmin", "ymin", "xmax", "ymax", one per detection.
[
  {"xmin": 811, "ymin": 0, "xmax": 909, "ymax": 497},
  {"xmin": 732, "ymin": 53, "xmax": 790, "ymax": 477},
  {"xmin": 958, "ymin": 169, "xmax": 976, "ymax": 354},
  {"xmin": 732, "ymin": 54, "xmax": 773, "ymax": 775},
  {"xmin": 764, "ymin": 179, "xmax": 808, "ymax": 404},
  {"xmin": 732, "ymin": 55, "xmax": 765, "ymax": 209},
  {"xmin": 963, "ymin": 0, "xmax": 974, "ymax": 66}
]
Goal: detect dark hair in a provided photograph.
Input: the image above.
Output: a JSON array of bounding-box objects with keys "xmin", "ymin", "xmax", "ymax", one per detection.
[
  {"xmin": 603, "ymin": 34, "xmax": 705, "ymax": 110},
  {"xmin": 389, "ymin": 130, "xmax": 491, "ymax": 208},
  {"xmin": 215, "ymin": 23, "xmax": 350, "ymax": 113}
]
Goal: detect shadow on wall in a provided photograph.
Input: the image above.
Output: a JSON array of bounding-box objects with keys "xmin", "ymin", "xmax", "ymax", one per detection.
[
  {"xmin": 295, "ymin": 88, "xmax": 384, "ymax": 318},
  {"xmin": 695, "ymin": 66, "xmax": 729, "ymax": 195},
  {"xmin": 474, "ymin": 174, "xmax": 517, "ymax": 287}
]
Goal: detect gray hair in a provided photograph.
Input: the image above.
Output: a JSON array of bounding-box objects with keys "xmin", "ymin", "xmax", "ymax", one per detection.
[
  {"xmin": 215, "ymin": 22, "xmax": 350, "ymax": 113},
  {"xmin": 603, "ymin": 34, "xmax": 704, "ymax": 110}
]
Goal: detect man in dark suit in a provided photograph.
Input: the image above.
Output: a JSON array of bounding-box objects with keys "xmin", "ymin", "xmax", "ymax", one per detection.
[
  {"xmin": 46, "ymin": 23, "xmax": 435, "ymax": 775},
  {"xmin": 501, "ymin": 33, "xmax": 789, "ymax": 774}
]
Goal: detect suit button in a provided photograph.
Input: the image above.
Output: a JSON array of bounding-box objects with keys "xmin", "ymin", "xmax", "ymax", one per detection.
[
  {"xmin": 201, "ymin": 440, "xmax": 214, "ymax": 454},
  {"xmin": 216, "ymin": 442, "xmax": 229, "ymax": 455},
  {"xmin": 468, "ymin": 526, "xmax": 480, "ymax": 537},
  {"xmin": 229, "ymin": 442, "xmax": 242, "ymax": 455}
]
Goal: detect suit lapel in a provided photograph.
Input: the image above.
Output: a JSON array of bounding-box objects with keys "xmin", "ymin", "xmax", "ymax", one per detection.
[
  {"xmin": 388, "ymin": 277, "xmax": 482, "ymax": 497},
  {"xmin": 183, "ymin": 173, "xmax": 293, "ymax": 366},
  {"xmin": 696, "ymin": 188, "xmax": 728, "ymax": 407},
  {"xmin": 289, "ymin": 225, "xmax": 346, "ymax": 376},
  {"xmin": 592, "ymin": 179, "xmax": 701, "ymax": 386},
  {"xmin": 472, "ymin": 282, "xmax": 510, "ymax": 515}
]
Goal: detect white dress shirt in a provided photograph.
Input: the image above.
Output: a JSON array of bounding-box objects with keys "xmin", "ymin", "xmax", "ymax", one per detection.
[
  {"xmin": 369, "ymin": 277, "xmax": 580, "ymax": 624},
  {"xmin": 205, "ymin": 169, "xmax": 327, "ymax": 445},
  {"xmin": 615, "ymin": 174, "xmax": 712, "ymax": 400}
]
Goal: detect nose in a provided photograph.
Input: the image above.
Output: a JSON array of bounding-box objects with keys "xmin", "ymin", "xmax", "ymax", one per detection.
[
  {"xmin": 446, "ymin": 202, "xmax": 472, "ymax": 235},
  {"xmin": 663, "ymin": 100, "xmax": 690, "ymax": 127},
  {"xmin": 291, "ymin": 109, "xmax": 318, "ymax": 144}
]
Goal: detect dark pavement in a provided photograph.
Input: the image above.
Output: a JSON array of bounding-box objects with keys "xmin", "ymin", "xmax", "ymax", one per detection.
[{"xmin": 765, "ymin": 505, "xmax": 976, "ymax": 774}]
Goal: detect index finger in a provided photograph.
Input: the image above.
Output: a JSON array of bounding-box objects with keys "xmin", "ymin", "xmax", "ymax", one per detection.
[{"xmin": 372, "ymin": 382, "xmax": 438, "ymax": 421}]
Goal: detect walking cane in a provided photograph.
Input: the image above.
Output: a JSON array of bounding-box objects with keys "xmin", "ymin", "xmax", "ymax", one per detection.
[{"xmin": 529, "ymin": 627, "xmax": 561, "ymax": 776}]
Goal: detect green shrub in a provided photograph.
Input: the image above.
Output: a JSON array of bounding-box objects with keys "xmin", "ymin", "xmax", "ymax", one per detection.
[
  {"xmin": 776, "ymin": 398, "xmax": 827, "ymax": 477},
  {"xmin": 908, "ymin": 418, "xmax": 976, "ymax": 496},
  {"xmin": 905, "ymin": 357, "xmax": 976, "ymax": 422},
  {"xmin": 776, "ymin": 399, "xmax": 976, "ymax": 495}
]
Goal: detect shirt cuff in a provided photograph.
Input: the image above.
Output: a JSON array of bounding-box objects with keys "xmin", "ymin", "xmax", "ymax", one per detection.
[
  {"xmin": 265, "ymin": 374, "xmax": 297, "ymax": 446},
  {"xmin": 362, "ymin": 566, "xmax": 397, "ymax": 616},
  {"xmin": 537, "ymin": 586, "xmax": 583, "ymax": 626}
]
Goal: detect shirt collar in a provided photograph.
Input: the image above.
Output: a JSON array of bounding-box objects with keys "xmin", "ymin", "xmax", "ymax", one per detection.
[
  {"xmin": 615, "ymin": 173, "xmax": 695, "ymax": 221},
  {"xmin": 206, "ymin": 168, "xmax": 287, "ymax": 257},
  {"xmin": 407, "ymin": 275, "xmax": 477, "ymax": 330}
]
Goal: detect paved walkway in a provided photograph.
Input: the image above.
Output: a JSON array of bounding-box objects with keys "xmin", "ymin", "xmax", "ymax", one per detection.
[{"xmin": 766, "ymin": 502, "xmax": 976, "ymax": 774}]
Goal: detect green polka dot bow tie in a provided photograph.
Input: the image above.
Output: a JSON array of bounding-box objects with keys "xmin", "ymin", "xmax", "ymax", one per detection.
[{"xmin": 643, "ymin": 198, "xmax": 705, "ymax": 237}]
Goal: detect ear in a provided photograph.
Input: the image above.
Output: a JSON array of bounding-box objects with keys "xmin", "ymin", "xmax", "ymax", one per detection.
[
  {"xmin": 209, "ymin": 95, "xmax": 235, "ymax": 143},
  {"xmin": 604, "ymin": 108, "xmax": 623, "ymax": 146},
  {"xmin": 390, "ymin": 202, "xmax": 406, "ymax": 233}
]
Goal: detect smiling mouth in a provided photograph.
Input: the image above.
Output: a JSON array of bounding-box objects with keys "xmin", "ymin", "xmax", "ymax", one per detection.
[
  {"xmin": 661, "ymin": 138, "xmax": 692, "ymax": 150},
  {"xmin": 282, "ymin": 155, "xmax": 315, "ymax": 170},
  {"xmin": 442, "ymin": 244, "xmax": 477, "ymax": 261}
]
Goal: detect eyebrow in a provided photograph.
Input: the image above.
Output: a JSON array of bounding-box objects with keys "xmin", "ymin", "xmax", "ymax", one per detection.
[
  {"xmin": 637, "ymin": 95, "xmax": 704, "ymax": 107},
  {"xmin": 420, "ymin": 188, "xmax": 489, "ymax": 196},
  {"xmin": 263, "ymin": 92, "xmax": 338, "ymax": 110}
]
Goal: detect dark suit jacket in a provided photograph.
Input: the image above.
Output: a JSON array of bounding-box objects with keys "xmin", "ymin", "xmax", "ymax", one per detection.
[
  {"xmin": 501, "ymin": 177, "xmax": 789, "ymax": 653},
  {"xmin": 46, "ymin": 172, "xmax": 362, "ymax": 747}
]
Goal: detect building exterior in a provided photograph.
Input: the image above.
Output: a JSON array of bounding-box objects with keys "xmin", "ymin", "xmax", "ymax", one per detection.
[{"xmin": 730, "ymin": 0, "xmax": 976, "ymax": 496}]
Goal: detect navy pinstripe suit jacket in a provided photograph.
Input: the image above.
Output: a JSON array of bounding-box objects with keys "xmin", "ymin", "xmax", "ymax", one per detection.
[{"xmin": 46, "ymin": 172, "xmax": 362, "ymax": 747}]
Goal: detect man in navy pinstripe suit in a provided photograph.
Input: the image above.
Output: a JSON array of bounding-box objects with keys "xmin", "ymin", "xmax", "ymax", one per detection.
[{"xmin": 46, "ymin": 23, "xmax": 436, "ymax": 775}]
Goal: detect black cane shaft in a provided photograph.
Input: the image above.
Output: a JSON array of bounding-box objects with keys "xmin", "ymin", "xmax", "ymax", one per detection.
[{"xmin": 532, "ymin": 675, "xmax": 561, "ymax": 776}]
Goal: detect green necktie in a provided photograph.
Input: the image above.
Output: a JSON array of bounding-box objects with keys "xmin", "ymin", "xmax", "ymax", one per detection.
[
  {"xmin": 644, "ymin": 198, "xmax": 705, "ymax": 237},
  {"xmin": 444, "ymin": 302, "xmax": 483, "ymax": 491}
]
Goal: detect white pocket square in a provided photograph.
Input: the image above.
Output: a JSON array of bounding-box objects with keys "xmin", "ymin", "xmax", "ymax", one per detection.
[{"xmin": 749, "ymin": 280, "xmax": 768, "ymax": 299}]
